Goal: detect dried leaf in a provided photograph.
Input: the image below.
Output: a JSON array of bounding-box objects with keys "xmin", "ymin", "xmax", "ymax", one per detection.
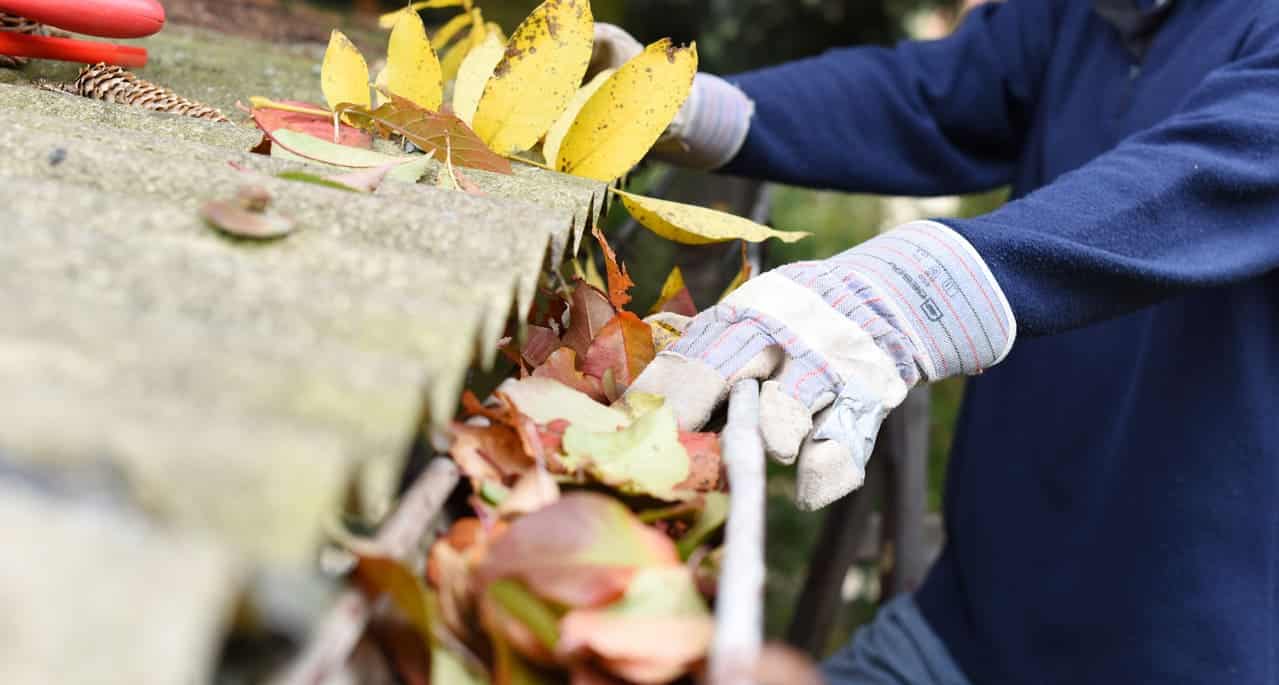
[
  {"xmin": 560, "ymin": 281, "xmax": 616, "ymax": 360},
  {"xmin": 581, "ymin": 313, "xmax": 655, "ymax": 398},
  {"xmin": 200, "ymin": 199, "xmax": 294, "ymax": 239},
  {"xmin": 591, "ymin": 223, "xmax": 634, "ymax": 310},
  {"xmin": 557, "ymin": 40, "xmax": 697, "ymax": 181},
  {"xmin": 561, "ymin": 403, "xmax": 690, "ymax": 498},
  {"xmin": 353, "ymin": 553, "xmax": 434, "ymax": 640},
  {"xmin": 649, "ymin": 266, "xmax": 697, "ymax": 316},
  {"xmin": 471, "ymin": 0, "xmax": 594, "ymax": 154},
  {"xmin": 495, "ymin": 377, "xmax": 628, "ymax": 434},
  {"xmin": 557, "ymin": 567, "xmax": 713, "ymax": 684},
  {"xmin": 675, "ymin": 491, "xmax": 727, "ymax": 559},
  {"xmin": 675, "ymin": 432, "xmax": 722, "ymax": 492},
  {"xmin": 531, "ymin": 347, "xmax": 605, "ymax": 402},
  {"xmin": 376, "ymin": 9, "xmax": 443, "ymax": 110},
  {"xmin": 342, "ymin": 96, "xmax": 513, "ymax": 174},
  {"xmin": 321, "ymin": 30, "xmax": 371, "ymax": 114},
  {"xmin": 248, "ymin": 99, "xmax": 371, "ymax": 147},
  {"xmin": 267, "ymin": 129, "xmax": 433, "ymax": 182},
  {"xmin": 521, "ymin": 325, "xmax": 560, "ymax": 366},
  {"xmin": 453, "ymin": 29, "xmax": 506, "ymax": 126},
  {"xmin": 542, "ymin": 68, "xmax": 613, "ymax": 170},
  {"xmin": 613, "ymin": 188, "xmax": 811, "ymax": 245},
  {"xmin": 645, "ymin": 311, "xmax": 690, "ymax": 352},
  {"xmin": 449, "ymin": 422, "xmax": 534, "ymax": 484},
  {"xmin": 498, "ymin": 468, "xmax": 560, "ymax": 518},
  {"xmin": 378, "ymin": 0, "xmax": 467, "ymax": 30},
  {"xmin": 480, "ymin": 493, "xmax": 680, "ymax": 608}
]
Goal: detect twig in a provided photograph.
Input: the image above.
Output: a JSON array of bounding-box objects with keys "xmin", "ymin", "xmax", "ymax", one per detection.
[
  {"xmin": 272, "ymin": 457, "xmax": 460, "ymax": 685},
  {"xmin": 709, "ymin": 379, "xmax": 766, "ymax": 685}
]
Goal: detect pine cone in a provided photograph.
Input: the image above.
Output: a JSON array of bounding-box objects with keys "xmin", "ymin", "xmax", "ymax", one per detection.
[{"xmin": 51, "ymin": 63, "xmax": 230, "ymax": 123}]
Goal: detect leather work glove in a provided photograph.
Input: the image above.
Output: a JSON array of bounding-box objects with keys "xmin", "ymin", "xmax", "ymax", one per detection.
[
  {"xmin": 590, "ymin": 22, "xmax": 755, "ymax": 170},
  {"xmin": 628, "ymin": 221, "xmax": 1016, "ymax": 510}
]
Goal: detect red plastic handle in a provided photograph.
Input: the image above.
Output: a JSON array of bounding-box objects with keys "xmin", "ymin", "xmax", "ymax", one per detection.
[
  {"xmin": 0, "ymin": 32, "xmax": 147, "ymax": 67},
  {"xmin": 0, "ymin": 0, "xmax": 165, "ymax": 38}
]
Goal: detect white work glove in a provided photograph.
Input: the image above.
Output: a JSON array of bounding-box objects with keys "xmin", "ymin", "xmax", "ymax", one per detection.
[
  {"xmin": 590, "ymin": 22, "xmax": 755, "ymax": 170},
  {"xmin": 628, "ymin": 221, "xmax": 1016, "ymax": 510}
]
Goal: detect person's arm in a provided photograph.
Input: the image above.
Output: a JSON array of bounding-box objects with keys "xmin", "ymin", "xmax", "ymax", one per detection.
[
  {"xmin": 936, "ymin": 17, "xmax": 1279, "ymax": 335},
  {"xmin": 719, "ymin": 0, "xmax": 1061, "ymax": 194}
]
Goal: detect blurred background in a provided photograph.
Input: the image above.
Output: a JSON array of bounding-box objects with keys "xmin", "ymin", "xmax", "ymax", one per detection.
[{"xmin": 200, "ymin": 0, "xmax": 1002, "ymax": 654}]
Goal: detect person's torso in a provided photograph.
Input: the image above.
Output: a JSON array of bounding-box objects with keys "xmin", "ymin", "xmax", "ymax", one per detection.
[{"xmin": 916, "ymin": 2, "xmax": 1279, "ymax": 683}]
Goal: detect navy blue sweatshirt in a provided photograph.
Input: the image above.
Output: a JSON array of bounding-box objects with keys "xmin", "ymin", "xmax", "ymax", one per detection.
[{"xmin": 724, "ymin": 1, "xmax": 1279, "ymax": 682}]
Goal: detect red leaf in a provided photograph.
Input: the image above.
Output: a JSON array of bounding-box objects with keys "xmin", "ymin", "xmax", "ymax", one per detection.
[
  {"xmin": 249, "ymin": 100, "xmax": 372, "ymax": 148},
  {"xmin": 591, "ymin": 223, "xmax": 635, "ymax": 310},
  {"xmin": 339, "ymin": 94, "xmax": 513, "ymax": 174},
  {"xmin": 532, "ymin": 347, "xmax": 606, "ymax": 402},
  {"xmin": 582, "ymin": 313, "xmax": 656, "ymax": 397},
  {"xmin": 522, "ymin": 325, "xmax": 561, "ymax": 366},
  {"xmin": 675, "ymin": 432, "xmax": 723, "ymax": 491},
  {"xmin": 561, "ymin": 280, "xmax": 617, "ymax": 360}
]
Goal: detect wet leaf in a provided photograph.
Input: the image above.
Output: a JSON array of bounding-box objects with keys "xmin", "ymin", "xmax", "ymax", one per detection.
[
  {"xmin": 378, "ymin": 0, "xmax": 467, "ymax": 30},
  {"xmin": 322, "ymin": 30, "xmax": 371, "ymax": 114},
  {"xmin": 495, "ymin": 377, "xmax": 628, "ymax": 434},
  {"xmin": 561, "ymin": 403, "xmax": 690, "ymax": 498},
  {"xmin": 532, "ymin": 347, "xmax": 605, "ymax": 403},
  {"xmin": 675, "ymin": 491, "xmax": 727, "ymax": 559},
  {"xmin": 200, "ymin": 199, "xmax": 294, "ymax": 239},
  {"xmin": 376, "ymin": 9, "xmax": 443, "ymax": 111},
  {"xmin": 649, "ymin": 266, "xmax": 697, "ymax": 316},
  {"xmin": 541, "ymin": 68, "xmax": 613, "ymax": 170},
  {"xmin": 582, "ymin": 313, "xmax": 655, "ymax": 399},
  {"xmin": 591, "ymin": 223, "xmax": 634, "ymax": 310},
  {"xmin": 471, "ymin": 0, "xmax": 594, "ymax": 154},
  {"xmin": 480, "ymin": 493, "xmax": 680, "ymax": 608},
  {"xmin": 560, "ymin": 281, "xmax": 616, "ymax": 360},
  {"xmin": 557, "ymin": 40, "xmax": 697, "ymax": 181},
  {"xmin": 341, "ymin": 95, "xmax": 513, "ymax": 174},
  {"xmin": 557, "ymin": 567, "xmax": 713, "ymax": 684},
  {"xmin": 613, "ymin": 188, "xmax": 811, "ymax": 245},
  {"xmin": 453, "ymin": 29, "xmax": 506, "ymax": 126},
  {"xmin": 247, "ymin": 99, "xmax": 372, "ymax": 147}
]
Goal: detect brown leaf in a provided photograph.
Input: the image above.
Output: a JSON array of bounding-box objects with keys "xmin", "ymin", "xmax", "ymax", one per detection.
[
  {"xmin": 590, "ymin": 223, "xmax": 635, "ymax": 310},
  {"xmin": 462, "ymin": 391, "xmax": 549, "ymax": 466},
  {"xmin": 560, "ymin": 281, "xmax": 617, "ymax": 360},
  {"xmin": 479, "ymin": 493, "xmax": 680, "ymax": 609},
  {"xmin": 675, "ymin": 432, "xmax": 722, "ymax": 491},
  {"xmin": 581, "ymin": 313, "xmax": 656, "ymax": 399},
  {"xmin": 339, "ymin": 93, "xmax": 513, "ymax": 174},
  {"xmin": 247, "ymin": 100, "xmax": 372, "ymax": 147},
  {"xmin": 521, "ymin": 325, "xmax": 561, "ymax": 366},
  {"xmin": 531, "ymin": 347, "xmax": 605, "ymax": 402},
  {"xmin": 449, "ymin": 422, "xmax": 533, "ymax": 484},
  {"xmin": 200, "ymin": 199, "xmax": 295, "ymax": 239}
]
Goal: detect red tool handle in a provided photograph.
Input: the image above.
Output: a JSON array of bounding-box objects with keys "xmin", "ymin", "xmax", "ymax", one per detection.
[
  {"xmin": 0, "ymin": 31, "xmax": 147, "ymax": 67},
  {"xmin": 0, "ymin": 0, "xmax": 165, "ymax": 38}
]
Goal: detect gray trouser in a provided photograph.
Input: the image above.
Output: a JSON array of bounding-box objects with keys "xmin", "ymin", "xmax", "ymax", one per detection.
[{"xmin": 821, "ymin": 595, "xmax": 972, "ymax": 685}]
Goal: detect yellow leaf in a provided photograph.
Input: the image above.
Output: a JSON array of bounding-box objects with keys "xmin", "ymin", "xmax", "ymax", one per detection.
[
  {"xmin": 612, "ymin": 188, "xmax": 812, "ymax": 245},
  {"xmin": 719, "ymin": 243, "xmax": 752, "ymax": 301},
  {"xmin": 557, "ymin": 39, "xmax": 697, "ymax": 181},
  {"xmin": 542, "ymin": 68, "xmax": 613, "ymax": 171},
  {"xmin": 649, "ymin": 266, "xmax": 689, "ymax": 315},
  {"xmin": 376, "ymin": 9, "xmax": 443, "ymax": 110},
  {"xmin": 321, "ymin": 30, "xmax": 371, "ymax": 113},
  {"xmin": 452, "ymin": 29, "xmax": 506, "ymax": 126},
  {"xmin": 431, "ymin": 12, "xmax": 473, "ymax": 49},
  {"xmin": 471, "ymin": 0, "xmax": 594, "ymax": 155},
  {"xmin": 378, "ymin": 0, "xmax": 466, "ymax": 30}
]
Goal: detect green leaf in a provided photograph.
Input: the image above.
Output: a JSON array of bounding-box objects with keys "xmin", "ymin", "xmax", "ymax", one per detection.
[
  {"xmin": 267, "ymin": 129, "xmax": 432, "ymax": 183},
  {"xmin": 561, "ymin": 403, "xmax": 690, "ymax": 498},
  {"xmin": 676, "ymin": 492, "xmax": 729, "ymax": 559},
  {"xmin": 486, "ymin": 579, "xmax": 561, "ymax": 649},
  {"xmin": 495, "ymin": 377, "xmax": 629, "ymax": 433}
]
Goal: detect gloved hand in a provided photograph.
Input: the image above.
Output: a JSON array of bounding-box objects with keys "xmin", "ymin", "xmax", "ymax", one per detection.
[
  {"xmin": 589, "ymin": 22, "xmax": 755, "ymax": 170},
  {"xmin": 628, "ymin": 221, "xmax": 1016, "ymax": 510}
]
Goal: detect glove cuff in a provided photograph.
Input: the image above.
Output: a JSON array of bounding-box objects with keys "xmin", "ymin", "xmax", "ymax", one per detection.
[
  {"xmin": 652, "ymin": 73, "xmax": 754, "ymax": 170},
  {"xmin": 831, "ymin": 220, "xmax": 1017, "ymax": 380}
]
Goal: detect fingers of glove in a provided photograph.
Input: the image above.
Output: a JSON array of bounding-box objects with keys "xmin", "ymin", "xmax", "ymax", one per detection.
[
  {"xmin": 588, "ymin": 23, "xmax": 643, "ymax": 77},
  {"xmin": 759, "ymin": 357, "xmax": 838, "ymax": 465},
  {"xmin": 794, "ymin": 401, "xmax": 887, "ymax": 511},
  {"xmin": 625, "ymin": 352, "xmax": 728, "ymax": 431}
]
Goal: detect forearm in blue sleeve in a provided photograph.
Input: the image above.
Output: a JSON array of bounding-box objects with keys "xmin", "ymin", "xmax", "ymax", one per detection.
[
  {"xmin": 722, "ymin": 0, "xmax": 1058, "ymax": 195},
  {"xmin": 943, "ymin": 38, "xmax": 1279, "ymax": 335}
]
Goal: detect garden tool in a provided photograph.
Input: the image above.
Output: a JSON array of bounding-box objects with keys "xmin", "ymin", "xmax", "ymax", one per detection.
[{"xmin": 0, "ymin": 0, "xmax": 165, "ymax": 67}]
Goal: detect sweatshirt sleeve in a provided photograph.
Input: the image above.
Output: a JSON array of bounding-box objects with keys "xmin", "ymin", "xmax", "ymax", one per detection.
[
  {"xmin": 722, "ymin": 1, "xmax": 1060, "ymax": 195},
  {"xmin": 943, "ymin": 18, "xmax": 1279, "ymax": 335}
]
